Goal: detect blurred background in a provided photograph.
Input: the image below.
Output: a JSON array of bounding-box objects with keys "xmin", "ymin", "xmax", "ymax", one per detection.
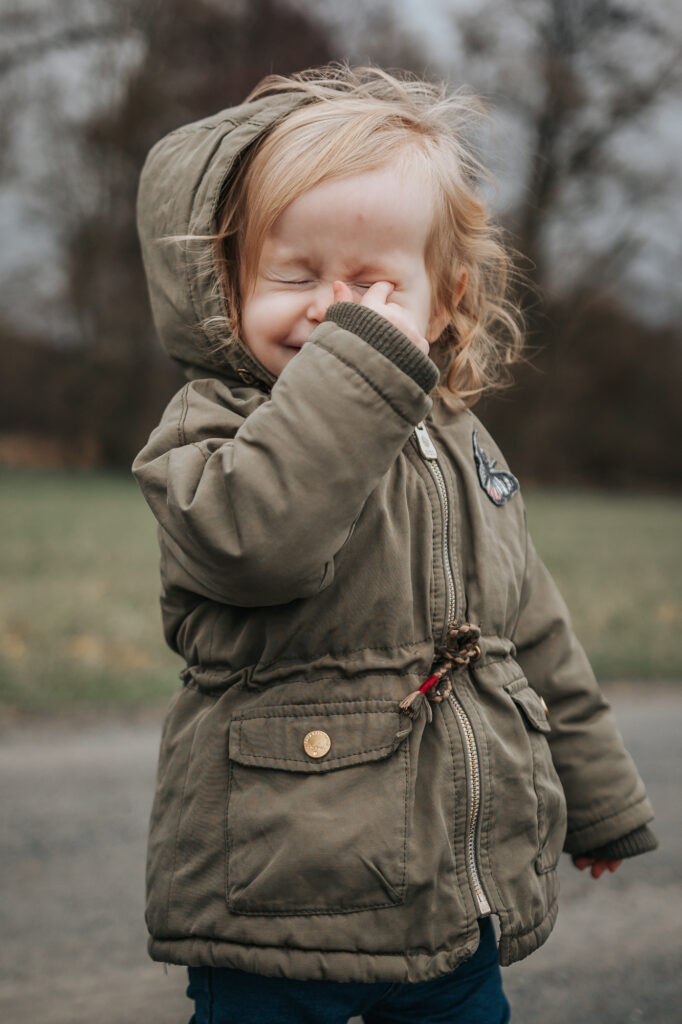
[
  {"xmin": 1, "ymin": 0, "xmax": 680, "ymax": 708},
  {"xmin": 1, "ymin": 2, "xmax": 680, "ymax": 1022}
]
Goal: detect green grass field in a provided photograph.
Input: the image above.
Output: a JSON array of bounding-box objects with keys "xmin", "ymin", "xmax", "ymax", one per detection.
[{"xmin": 1, "ymin": 470, "xmax": 680, "ymax": 710}]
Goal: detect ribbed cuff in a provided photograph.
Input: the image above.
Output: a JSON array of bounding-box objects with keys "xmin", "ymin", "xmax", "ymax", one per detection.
[
  {"xmin": 325, "ymin": 302, "xmax": 440, "ymax": 395},
  {"xmin": 576, "ymin": 825, "xmax": 659, "ymax": 861}
]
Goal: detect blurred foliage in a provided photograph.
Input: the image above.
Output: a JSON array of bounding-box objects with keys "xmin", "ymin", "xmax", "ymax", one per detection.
[
  {"xmin": 480, "ymin": 293, "xmax": 682, "ymax": 487},
  {"xmin": 0, "ymin": 0, "xmax": 333, "ymax": 467},
  {"xmin": 1, "ymin": 470, "xmax": 680, "ymax": 712}
]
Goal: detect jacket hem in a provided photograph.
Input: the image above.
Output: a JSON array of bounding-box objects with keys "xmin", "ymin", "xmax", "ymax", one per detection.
[
  {"xmin": 497, "ymin": 898, "xmax": 558, "ymax": 967},
  {"xmin": 147, "ymin": 931, "xmax": 481, "ymax": 984}
]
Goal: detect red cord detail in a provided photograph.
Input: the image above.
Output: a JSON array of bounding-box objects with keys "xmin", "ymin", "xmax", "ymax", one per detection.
[{"xmin": 419, "ymin": 673, "xmax": 440, "ymax": 694}]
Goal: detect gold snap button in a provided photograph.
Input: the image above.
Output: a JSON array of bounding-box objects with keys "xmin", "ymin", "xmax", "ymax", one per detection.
[
  {"xmin": 539, "ymin": 696, "xmax": 550, "ymax": 720},
  {"xmin": 303, "ymin": 730, "xmax": 331, "ymax": 759}
]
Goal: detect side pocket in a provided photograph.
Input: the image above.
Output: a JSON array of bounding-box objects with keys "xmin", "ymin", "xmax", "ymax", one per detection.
[
  {"xmin": 504, "ymin": 679, "xmax": 568, "ymax": 874},
  {"xmin": 226, "ymin": 699, "xmax": 413, "ymax": 915}
]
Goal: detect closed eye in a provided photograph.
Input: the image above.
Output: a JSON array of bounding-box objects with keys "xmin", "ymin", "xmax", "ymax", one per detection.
[{"xmin": 267, "ymin": 277, "xmax": 313, "ymax": 286}]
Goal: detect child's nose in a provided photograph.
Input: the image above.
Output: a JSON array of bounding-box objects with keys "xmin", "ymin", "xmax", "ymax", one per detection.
[{"xmin": 306, "ymin": 282, "xmax": 335, "ymax": 323}]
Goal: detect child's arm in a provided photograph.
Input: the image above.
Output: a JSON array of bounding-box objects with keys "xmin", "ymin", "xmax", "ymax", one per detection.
[
  {"xmin": 511, "ymin": 522, "xmax": 657, "ymax": 869},
  {"xmin": 133, "ymin": 299, "xmax": 439, "ymax": 608}
]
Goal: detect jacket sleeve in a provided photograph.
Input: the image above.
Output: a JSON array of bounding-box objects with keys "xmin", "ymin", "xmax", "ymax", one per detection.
[
  {"xmin": 132, "ymin": 304, "xmax": 439, "ymax": 607},
  {"xmin": 511, "ymin": 520, "xmax": 655, "ymax": 857}
]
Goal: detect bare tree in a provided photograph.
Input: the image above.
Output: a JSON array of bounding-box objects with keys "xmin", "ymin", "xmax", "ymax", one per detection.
[
  {"xmin": 456, "ymin": 0, "xmax": 682, "ymax": 315},
  {"xmin": 0, "ymin": 0, "xmax": 334, "ymax": 464}
]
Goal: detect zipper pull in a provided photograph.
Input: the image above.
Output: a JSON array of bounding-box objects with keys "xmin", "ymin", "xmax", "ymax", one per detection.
[{"xmin": 414, "ymin": 421, "xmax": 438, "ymax": 460}]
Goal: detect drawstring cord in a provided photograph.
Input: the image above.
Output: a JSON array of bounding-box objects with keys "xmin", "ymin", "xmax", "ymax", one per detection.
[{"xmin": 399, "ymin": 622, "xmax": 481, "ymax": 720}]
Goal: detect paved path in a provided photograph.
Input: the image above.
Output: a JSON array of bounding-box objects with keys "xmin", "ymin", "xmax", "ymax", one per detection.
[{"xmin": 1, "ymin": 685, "xmax": 680, "ymax": 1024}]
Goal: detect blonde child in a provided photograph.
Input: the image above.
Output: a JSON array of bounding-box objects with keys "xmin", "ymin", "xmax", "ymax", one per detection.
[{"xmin": 133, "ymin": 66, "xmax": 657, "ymax": 1024}]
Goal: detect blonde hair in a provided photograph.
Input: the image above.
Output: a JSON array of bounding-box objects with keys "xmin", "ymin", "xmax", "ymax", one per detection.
[{"xmin": 214, "ymin": 64, "xmax": 524, "ymax": 405}]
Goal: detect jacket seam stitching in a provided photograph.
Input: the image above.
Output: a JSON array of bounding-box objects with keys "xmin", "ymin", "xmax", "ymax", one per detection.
[
  {"xmin": 502, "ymin": 899, "xmax": 558, "ymax": 941},
  {"xmin": 475, "ymin": 686, "xmax": 508, "ymax": 914},
  {"xmin": 233, "ymin": 698, "xmax": 397, "ymax": 712},
  {"xmin": 166, "ymin": 713, "xmax": 202, "ymax": 932},
  {"xmin": 191, "ymin": 441, "xmax": 210, "ymax": 464},
  {"xmin": 165, "ymin": 119, "xmax": 239, "ymax": 139},
  {"xmin": 311, "ymin": 339, "xmax": 416, "ymax": 427},
  {"xmin": 438, "ymin": 446, "xmax": 465, "ymax": 615},
  {"xmin": 150, "ymin": 934, "xmax": 477, "ymax": 959},
  {"xmin": 235, "ymin": 704, "xmax": 398, "ymax": 717},
  {"xmin": 443, "ymin": 700, "xmax": 476, "ymax": 934},
  {"xmin": 232, "ymin": 746, "xmax": 398, "ymax": 766},
  {"xmin": 256, "ymin": 637, "xmax": 432, "ymax": 671},
  {"xmin": 510, "ymin": 507, "xmax": 530, "ymax": 641},
  {"xmin": 404, "ymin": 443, "xmax": 437, "ymax": 632},
  {"xmin": 566, "ymin": 795, "xmax": 650, "ymax": 837},
  {"xmin": 177, "ymin": 384, "xmax": 190, "ymax": 447}
]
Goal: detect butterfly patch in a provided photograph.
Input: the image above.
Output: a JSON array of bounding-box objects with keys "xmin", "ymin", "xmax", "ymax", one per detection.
[{"xmin": 472, "ymin": 430, "xmax": 519, "ymax": 507}]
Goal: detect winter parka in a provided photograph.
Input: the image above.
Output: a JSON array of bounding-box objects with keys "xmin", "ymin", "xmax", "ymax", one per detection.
[{"xmin": 132, "ymin": 92, "xmax": 656, "ymax": 984}]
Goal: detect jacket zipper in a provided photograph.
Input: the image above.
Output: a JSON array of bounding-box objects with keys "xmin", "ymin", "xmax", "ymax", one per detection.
[
  {"xmin": 448, "ymin": 694, "xmax": 491, "ymax": 915},
  {"xmin": 412, "ymin": 420, "xmax": 491, "ymax": 916}
]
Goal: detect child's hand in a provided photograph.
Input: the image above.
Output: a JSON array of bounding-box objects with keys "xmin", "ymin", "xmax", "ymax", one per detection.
[
  {"xmin": 332, "ymin": 281, "xmax": 431, "ymax": 357},
  {"xmin": 573, "ymin": 856, "xmax": 623, "ymax": 879}
]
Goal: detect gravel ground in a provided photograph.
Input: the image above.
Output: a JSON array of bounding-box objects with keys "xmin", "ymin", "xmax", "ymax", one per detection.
[{"xmin": 1, "ymin": 684, "xmax": 679, "ymax": 1024}]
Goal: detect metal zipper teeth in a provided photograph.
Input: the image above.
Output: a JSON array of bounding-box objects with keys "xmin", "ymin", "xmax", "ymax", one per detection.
[
  {"xmin": 412, "ymin": 423, "xmax": 455, "ymax": 640},
  {"xmin": 412, "ymin": 420, "xmax": 491, "ymax": 916},
  {"xmin": 429, "ymin": 459, "xmax": 456, "ymax": 640},
  {"xmin": 449, "ymin": 693, "xmax": 491, "ymax": 915}
]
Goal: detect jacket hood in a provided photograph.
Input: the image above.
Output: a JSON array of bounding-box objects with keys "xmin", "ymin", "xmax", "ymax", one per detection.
[{"xmin": 136, "ymin": 92, "xmax": 310, "ymax": 384}]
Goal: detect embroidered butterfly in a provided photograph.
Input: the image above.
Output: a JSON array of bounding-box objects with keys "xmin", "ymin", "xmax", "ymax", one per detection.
[{"xmin": 472, "ymin": 430, "xmax": 519, "ymax": 507}]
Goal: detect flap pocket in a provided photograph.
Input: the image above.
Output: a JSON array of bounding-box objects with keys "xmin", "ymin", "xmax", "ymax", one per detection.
[
  {"xmin": 504, "ymin": 679, "xmax": 551, "ymax": 733},
  {"xmin": 226, "ymin": 699, "xmax": 413, "ymax": 914},
  {"xmin": 504, "ymin": 678, "xmax": 566, "ymax": 873},
  {"xmin": 229, "ymin": 700, "xmax": 412, "ymax": 772}
]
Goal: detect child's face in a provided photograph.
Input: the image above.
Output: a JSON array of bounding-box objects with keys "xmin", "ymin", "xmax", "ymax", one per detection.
[{"xmin": 239, "ymin": 163, "xmax": 442, "ymax": 378}]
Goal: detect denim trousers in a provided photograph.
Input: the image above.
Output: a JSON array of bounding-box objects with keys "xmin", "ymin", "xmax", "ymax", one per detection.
[{"xmin": 186, "ymin": 917, "xmax": 510, "ymax": 1024}]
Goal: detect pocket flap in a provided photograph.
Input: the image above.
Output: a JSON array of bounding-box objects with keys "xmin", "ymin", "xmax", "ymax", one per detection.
[
  {"xmin": 504, "ymin": 680, "xmax": 551, "ymax": 733},
  {"xmin": 229, "ymin": 700, "xmax": 412, "ymax": 773}
]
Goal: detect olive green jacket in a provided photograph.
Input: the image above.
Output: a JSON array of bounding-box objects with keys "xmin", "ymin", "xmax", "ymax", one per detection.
[{"xmin": 132, "ymin": 94, "xmax": 655, "ymax": 983}]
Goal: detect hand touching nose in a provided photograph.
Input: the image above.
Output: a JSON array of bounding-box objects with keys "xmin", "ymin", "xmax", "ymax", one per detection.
[
  {"xmin": 330, "ymin": 280, "xmax": 430, "ymax": 357},
  {"xmin": 332, "ymin": 281, "xmax": 354, "ymax": 304}
]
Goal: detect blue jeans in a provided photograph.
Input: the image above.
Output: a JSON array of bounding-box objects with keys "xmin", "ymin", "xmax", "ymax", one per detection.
[{"xmin": 186, "ymin": 917, "xmax": 510, "ymax": 1023}]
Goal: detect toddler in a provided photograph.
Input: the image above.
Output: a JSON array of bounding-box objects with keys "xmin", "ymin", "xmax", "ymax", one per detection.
[{"xmin": 133, "ymin": 66, "xmax": 657, "ymax": 1024}]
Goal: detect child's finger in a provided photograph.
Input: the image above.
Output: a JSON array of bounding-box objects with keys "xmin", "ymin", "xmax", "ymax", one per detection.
[
  {"xmin": 574, "ymin": 855, "xmax": 623, "ymax": 879},
  {"xmin": 362, "ymin": 281, "xmax": 394, "ymax": 307},
  {"xmin": 332, "ymin": 280, "xmax": 354, "ymax": 304}
]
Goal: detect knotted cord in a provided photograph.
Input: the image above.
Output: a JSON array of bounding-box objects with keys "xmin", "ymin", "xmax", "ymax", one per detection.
[{"xmin": 399, "ymin": 622, "xmax": 481, "ymax": 719}]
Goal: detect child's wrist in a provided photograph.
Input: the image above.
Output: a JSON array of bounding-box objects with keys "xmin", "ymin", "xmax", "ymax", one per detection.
[
  {"xmin": 325, "ymin": 302, "xmax": 439, "ymax": 395},
  {"xmin": 573, "ymin": 824, "xmax": 658, "ymax": 862}
]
